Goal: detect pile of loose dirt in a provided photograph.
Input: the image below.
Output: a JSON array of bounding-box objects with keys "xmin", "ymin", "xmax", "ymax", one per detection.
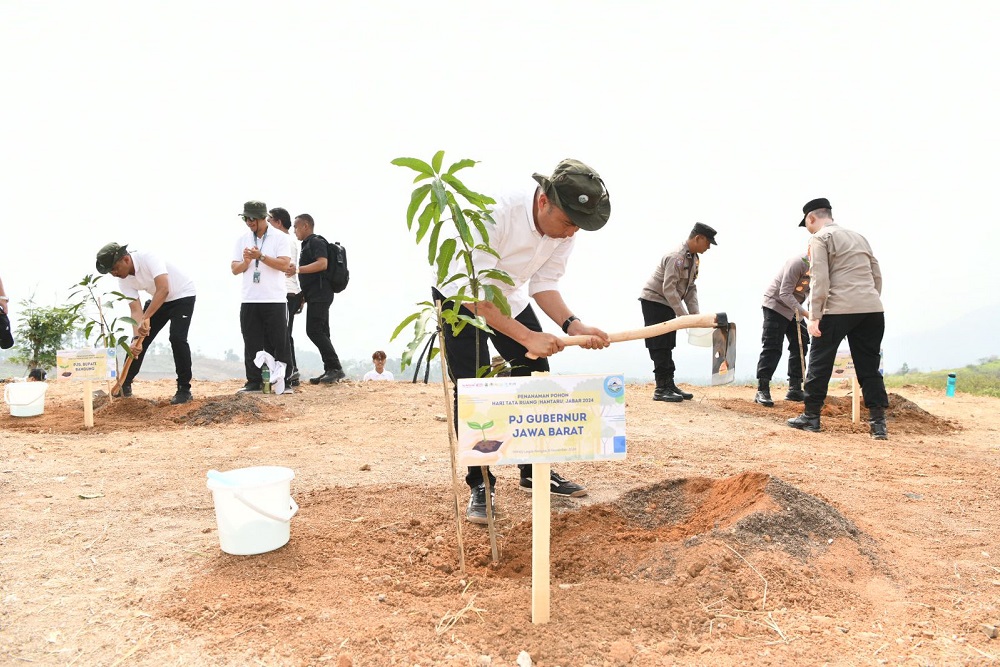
[
  {"xmin": 0, "ymin": 393, "xmax": 283, "ymax": 433},
  {"xmin": 163, "ymin": 472, "xmax": 880, "ymax": 664},
  {"xmin": 715, "ymin": 391, "xmax": 958, "ymax": 435}
]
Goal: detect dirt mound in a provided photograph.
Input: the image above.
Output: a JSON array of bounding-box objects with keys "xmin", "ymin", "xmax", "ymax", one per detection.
[
  {"xmin": 163, "ymin": 473, "xmax": 880, "ymax": 664},
  {"xmin": 0, "ymin": 393, "xmax": 283, "ymax": 433},
  {"xmin": 715, "ymin": 391, "xmax": 958, "ymax": 435}
]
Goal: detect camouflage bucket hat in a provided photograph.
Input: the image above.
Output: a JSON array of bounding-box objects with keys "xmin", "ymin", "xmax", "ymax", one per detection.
[
  {"xmin": 240, "ymin": 200, "xmax": 268, "ymax": 220},
  {"xmin": 532, "ymin": 158, "xmax": 611, "ymax": 231},
  {"xmin": 95, "ymin": 242, "xmax": 129, "ymax": 274}
]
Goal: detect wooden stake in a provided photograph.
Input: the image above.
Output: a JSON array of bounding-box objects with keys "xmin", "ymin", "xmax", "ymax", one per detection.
[
  {"xmin": 481, "ymin": 466, "xmax": 499, "ymax": 564},
  {"xmin": 435, "ymin": 302, "xmax": 466, "ymax": 576},
  {"xmin": 851, "ymin": 376, "xmax": 860, "ymax": 425},
  {"xmin": 83, "ymin": 380, "xmax": 94, "ymax": 428},
  {"xmin": 531, "ymin": 462, "xmax": 551, "ymax": 624}
]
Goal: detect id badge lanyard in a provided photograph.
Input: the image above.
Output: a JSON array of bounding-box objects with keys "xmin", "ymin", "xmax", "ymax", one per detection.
[{"xmin": 252, "ymin": 229, "xmax": 268, "ymax": 283}]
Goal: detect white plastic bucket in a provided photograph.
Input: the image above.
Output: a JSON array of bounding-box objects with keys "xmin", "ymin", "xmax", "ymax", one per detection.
[
  {"xmin": 687, "ymin": 327, "xmax": 714, "ymax": 348},
  {"xmin": 206, "ymin": 467, "xmax": 298, "ymax": 555},
  {"xmin": 4, "ymin": 381, "xmax": 48, "ymax": 417}
]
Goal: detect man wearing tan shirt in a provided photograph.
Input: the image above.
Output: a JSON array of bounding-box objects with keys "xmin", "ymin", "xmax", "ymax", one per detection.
[
  {"xmin": 639, "ymin": 222, "xmax": 717, "ymax": 402},
  {"xmin": 787, "ymin": 198, "xmax": 889, "ymax": 439},
  {"xmin": 755, "ymin": 253, "xmax": 811, "ymax": 406}
]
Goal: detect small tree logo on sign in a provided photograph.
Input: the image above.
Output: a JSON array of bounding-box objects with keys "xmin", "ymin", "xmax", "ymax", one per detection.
[{"xmin": 604, "ymin": 375, "xmax": 624, "ymax": 398}]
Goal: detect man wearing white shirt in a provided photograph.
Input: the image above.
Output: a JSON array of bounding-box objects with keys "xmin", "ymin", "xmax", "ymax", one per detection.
[
  {"xmin": 96, "ymin": 242, "xmax": 198, "ymax": 404},
  {"xmin": 435, "ymin": 158, "xmax": 612, "ymax": 524},
  {"xmin": 362, "ymin": 351, "xmax": 394, "ymax": 381},
  {"xmin": 268, "ymin": 207, "xmax": 302, "ymax": 387},
  {"xmin": 231, "ymin": 201, "xmax": 292, "ymax": 393}
]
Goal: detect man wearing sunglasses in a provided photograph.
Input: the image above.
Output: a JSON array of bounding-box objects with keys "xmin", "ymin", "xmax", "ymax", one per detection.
[{"xmin": 231, "ymin": 201, "xmax": 293, "ymax": 393}]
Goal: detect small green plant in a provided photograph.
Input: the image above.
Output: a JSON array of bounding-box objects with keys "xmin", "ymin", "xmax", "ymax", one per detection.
[
  {"xmin": 11, "ymin": 299, "xmax": 80, "ymax": 371},
  {"xmin": 68, "ymin": 274, "xmax": 137, "ymax": 364},
  {"xmin": 467, "ymin": 419, "xmax": 494, "ymax": 444},
  {"xmin": 390, "ymin": 150, "xmax": 514, "ymax": 376}
]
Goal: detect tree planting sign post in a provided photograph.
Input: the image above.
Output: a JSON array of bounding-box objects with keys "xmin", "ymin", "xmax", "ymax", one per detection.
[
  {"xmin": 831, "ymin": 347, "xmax": 885, "ymax": 424},
  {"xmin": 56, "ymin": 347, "xmax": 116, "ymax": 428},
  {"xmin": 457, "ymin": 373, "xmax": 626, "ymax": 623}
]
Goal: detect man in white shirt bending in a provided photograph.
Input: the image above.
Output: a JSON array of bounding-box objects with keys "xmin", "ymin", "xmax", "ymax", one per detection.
[
  {"xmin": 435, "ymin": 158, "xmax": 612, "ymax": 524},
  {"xmin": 96, "ymin": 242, "xmax": 198, "ymax": 404}
]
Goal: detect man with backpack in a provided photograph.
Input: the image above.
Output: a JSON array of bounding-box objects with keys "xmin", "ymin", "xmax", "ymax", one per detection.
[{"xmin": 292, "ymin": 213, "xmax": 346, "ymax": 383}]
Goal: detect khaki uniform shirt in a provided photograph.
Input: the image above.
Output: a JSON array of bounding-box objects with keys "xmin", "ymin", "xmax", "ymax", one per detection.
[
  {"xmin": 761, "ymin": 255, "xmax": 810, "ymax": 322},
  {"xmin": 808, "ymin": 222, "xmax": 883, "ymax": 318},
  {"xmin": 640, "ymin": 242, "xmax": 699, "ymax": 316}
]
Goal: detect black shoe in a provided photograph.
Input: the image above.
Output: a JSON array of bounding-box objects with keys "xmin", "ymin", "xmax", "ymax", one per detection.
[
  {"xmin": 170, "ymin": 390, "xmax": 193, "ymax": 405},
  {"xmin": 869, "ymin": 418, "xmax": 888, "ymax": 440},
  {"xmin": 665, "ymin": 381, "xmax": 693, "ymax": 400},
  {"xmin": 311, "ymin": 368, "xmax": 346, "ymax": 384},
  {"xmin": 237, "ymin": 382, "xmax": 262, "ymax": 393},
  {"xmin": 754, "ymin": 389, "xmax": 774, "ymax": 407},
  {"xmin": 653, "ymin": 388, "xmax": 684, "ymax": 402},
  {"xmin": 289, "ymin": 378, "xmax": 301, "ymax": 387},
  {"xmin": 519, "ymin": 471, "xmax": 587, "ymax": 497},
  {"xmin": 787, "ymin": 412, "xmax": 821, "ymax": 432},
  {"xmin": 113, "ymin": 384, "xmax": 132, "ymax": 399},
  {"xmin": 466, "ymin": 484, "xmax": 495, "ymax": 525},
  {"xmin": 784, "ymin": 385, "xmax": 805, "ymax": 401}
]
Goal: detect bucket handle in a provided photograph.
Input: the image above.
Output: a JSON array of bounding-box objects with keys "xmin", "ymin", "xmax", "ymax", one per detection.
[{"xmin": 233, "ymin": 492, "xmax": 299, "ymax": 523}]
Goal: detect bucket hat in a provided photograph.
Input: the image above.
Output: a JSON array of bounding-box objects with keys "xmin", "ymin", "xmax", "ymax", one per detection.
[
  {"xmin": 532, "ymin": 159, "xmax": 611, "ymax": 231},
  {"xmin": 240, "ymin": 201, "xmax": 268, "ymax": 220},
  {"xmin": 96, "ymin": 242, "xmax": 129, "ymax": 274}
]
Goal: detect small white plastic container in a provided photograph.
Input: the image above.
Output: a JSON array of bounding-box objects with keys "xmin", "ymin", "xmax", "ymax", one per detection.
[{"xmin": 4, "ymin": 381, "xmax": 48, "ymax": 417}]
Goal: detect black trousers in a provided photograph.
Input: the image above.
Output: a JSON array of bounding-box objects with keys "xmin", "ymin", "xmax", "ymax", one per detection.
[
  {"xmin": 640, "ymin": 298, "xmax": 677, "ymax": 380},
  {"xmin": 305, "ymin": 300, "xmax": 342, "ymax": 372},
  {"xmin": 286, "ymin": 293, "xmax": 301, "ymax": 378},
  {"xmin": 125, "ymin": 296, "xmax": 195, "ymax": 391},
  {"xmin": 756, "ymin": 306, "xmax": 809, "ymax": 383},
  {"xmin": 804, "ymin": 312, "xmax": 888, "ymax": 414},
  {"xmin": 435, "ymin": 290, "xmax": 548, "ymax": 489},
  {"xmin": 240, "ymin": 302, "xmax": 290, "ymax": 383}
]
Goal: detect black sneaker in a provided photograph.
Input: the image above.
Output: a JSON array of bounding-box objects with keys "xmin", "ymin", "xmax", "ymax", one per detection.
[
  {"xmin": 170, "ymin": 390, "xmax": 193, "ymax": 405},
  {"xmin": 237, "ymin": 382, "xmax": 262, "ymax": 393},
  {"xmin": 754, "ymin": 389, "xmax": 774, "ymax": 407},
  {"xmin": 466, "ymin": 484, "xmax": 495, "ymax": 525},
  {"xmin": 869, "ymin": 419, "xmax": 889, "ymax": 440},
  {"xmin": 312, "ymin": 368, "xmax": 347, "ymax": 384},
  {"xmin": 113, "ymin": 384, "xmax": 132, "ymax": 399},
  {"xmin": 519, "ymin": 471, "xmax": 588, "ymax": 497}
]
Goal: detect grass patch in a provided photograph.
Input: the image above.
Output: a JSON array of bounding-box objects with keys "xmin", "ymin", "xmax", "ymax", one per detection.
[{"xmin": 885, "ymin": 357, "xmax": 1000, "ymax": 398}]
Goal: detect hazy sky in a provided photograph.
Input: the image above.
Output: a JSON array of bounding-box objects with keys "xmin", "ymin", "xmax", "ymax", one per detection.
[{"xmin": 2, "ymin": 1, "xmax": 997, "ymax": 381}]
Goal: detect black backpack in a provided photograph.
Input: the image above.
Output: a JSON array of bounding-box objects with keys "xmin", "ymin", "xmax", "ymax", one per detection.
[{"xmin": 314, "ymin": 235, "xmax": 349, "ymax": 293}]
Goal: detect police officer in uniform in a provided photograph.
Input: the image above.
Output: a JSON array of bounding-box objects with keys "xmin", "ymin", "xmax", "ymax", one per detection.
[
  {"xmin": 639, "ymin": 222, "xmax": 717, "ymax": 402},
  {"xmin": 754, "ymin": 253, "xmax": 811, "ymax": 406},
  {"xmin": 787, "ymin": 198, "xmax": 889, "ymax": 440}
]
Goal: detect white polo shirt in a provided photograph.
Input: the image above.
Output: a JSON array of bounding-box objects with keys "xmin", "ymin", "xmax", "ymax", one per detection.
[
  {"xmin": 118, "ymin": 251, "xmax": 197, "ymax": 302},
  {"xmin": 232, "ymin": 230, "xmax": 292, "ymax": 303},
  {"xmin": 436, "ymin": 185, "xmax": 575, "ymax": 316}
]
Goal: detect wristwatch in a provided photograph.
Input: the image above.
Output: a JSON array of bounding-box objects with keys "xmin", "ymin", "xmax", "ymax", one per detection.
[{"xmin": 561, "ymin": 315, "xmax": 579, "ymax": 334}]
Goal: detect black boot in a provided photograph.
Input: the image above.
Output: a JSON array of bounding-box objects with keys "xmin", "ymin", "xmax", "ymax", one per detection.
[
  {"xmin": 787, "ymin": 411, "xmax": 821, "ymax": 432},
  {"xmin": 653, "ymin": 376, "xmax": 683, "ymax": 402},
  {"xmin": 754, "ymin": 380, "xmax": 774, "ymax": 407},
  {"xmin": 664, "ymin": 379, "xmax": 693, "ymax": 400},
  {"xmin": 785, "ymin": 379, "xmax": 805, "ymax": 402},
  {"xmin": 869, "ymin": 406, "xmax": 888, "ymax": 440}
]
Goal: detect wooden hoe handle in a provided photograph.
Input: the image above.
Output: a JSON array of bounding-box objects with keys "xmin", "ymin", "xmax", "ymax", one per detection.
[{"xmin": 527, "ymin": 312, "xmax": 727, "ymax": 359}]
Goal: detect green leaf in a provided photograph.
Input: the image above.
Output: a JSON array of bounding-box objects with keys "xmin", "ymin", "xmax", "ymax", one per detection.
[
  {"xmin": 481, "ymin": 420, "xmax": 494, "ymax": 429},
  {"xmin": 473, "ymin": 243, "xmax": 501, "ymax": 261},
  {"xmin": 406, "ymin": 184, "xmax": 432, "ymax": 230},
  {"xmin": 391, "ymin": 157, "xmax": 434, "ymax": 176},
  {"xmin": 413, "ymin": 172, "xmax": 433, "ymax": 183},
  {"xmin": 415, "ymin": 202, "xmax": 436, "ymax": 244},
  {"xmin": 391, "ymin": 312, "xmax": 421, "ymax": 342},
  {"xmin": 430, "ymin": 179, "xmax": 449, "ymax": 218},
  {"xmin": 120, "ymin": 317, "xmax": 137, "ymax": 326},
  {"xmin": 447, "ymin": 192, "xmax": 474, "ymax": 248},
  {"xmin": 478, "ymin": 268, "xmax": 515, "ymax": 286},
  {"xmin": 427, "ymin": 221, "xmax": 443, "ymax": 267},
  {"xmin": 436, "ymin": 238, "xmax": 457, "ymax": 285},
  {"xmin": 442, "ymin": 174, "xmax": 492, "ymax": 209},
  {"xmin": 446, "ymin": 158, "xmax": 476, "ymax": 176},
  {"xmin": 471, "ymin": 214, "xmax": 491, "ymax": 247},
  {"xmin": 467, "ymin": 421, "xmax": 482, "ymax": 430},
  {"xmin": 431, "ymin": 150, "xmax": 445, "ymax": 174}
]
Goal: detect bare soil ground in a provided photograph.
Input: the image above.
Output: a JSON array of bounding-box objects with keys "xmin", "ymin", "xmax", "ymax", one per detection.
[{"xmin": 1, "ymin": 378, "xmax": 998, "ymax": 666}]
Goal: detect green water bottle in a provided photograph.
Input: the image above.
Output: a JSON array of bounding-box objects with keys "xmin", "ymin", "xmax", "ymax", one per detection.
[{"xmin": 261, "ymin": 365, "xmax": 271, "ymax": 394}]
